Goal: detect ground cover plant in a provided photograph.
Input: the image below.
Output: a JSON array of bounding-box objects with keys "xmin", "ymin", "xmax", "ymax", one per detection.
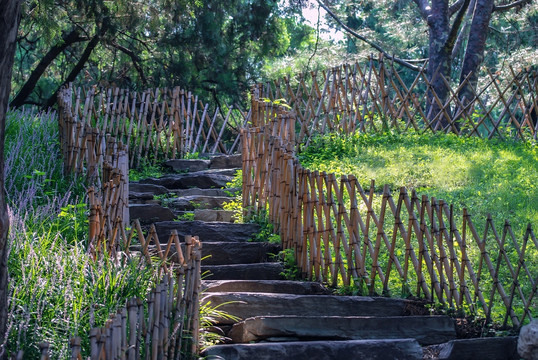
[
  {"xmin": 299, "ymin": 131, "xmax": 538, "ymax": 236},
  {"xmin": 3, "ymin": 109, "xmax": 158, "ymax": 358},
  {"xmin": 298, "ymin": 131, "xmax": 537, "ymax": 326}
]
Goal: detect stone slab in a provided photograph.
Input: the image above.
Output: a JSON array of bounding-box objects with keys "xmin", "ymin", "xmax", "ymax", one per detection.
[
  {"xmin": 229, "ymin": 315, "xmax": 455, "ymax": 345},
  {"xmin": 129, "ymin": 204, "xmax": 175, "ymax": 224},
  {"xmin": 174, "ymin": 188, "xmax": 237, "ymax": 197},
  {"xmin": 130, "ymin": 241, "xmax": 279, "ymax": 265},
  {"xmin": 202, "ymin": 280, "xmax": 331, "ymax": 295},
  {"xmin": 436, "ymin": 336, "xmax": 519, "ymax": 360},
  {"xmin": 154, "ymin": 221, "xmax": 260, "ymax": 243},
  {"xmin": 129, "ymin": 183, "xmax": 170, "ymax": 201},
  {"xmin": 194, "ymin": 209, "xmax": 236, "ymax": 223},
  {"xmin": 139, "ymin": 169, "xmax": 234, "ymax": 190},
  {"xmin": 164, "ymin": 159, "xmax": 210, "ymax": 172},
  {"xmin": 202, "ymin": 339, "xmax": 423, "ymax": 360},
  {"xmin": 201, "ymin": 292, "xmax": 421, "ymax": 324},
  {"xmin": 202, "ymin": 242, "xmax": 281, "ymax": 265},
  {"xmin": 170, "ymin": 195, "xmax": 231, "ymax": 211},
  {"xmin": 202, "ymin": 263, "xmax": 284, "ymax": 281},
  {"xmin": 209, "ymin": 154, "xmax": 242, "ymax": 169}
]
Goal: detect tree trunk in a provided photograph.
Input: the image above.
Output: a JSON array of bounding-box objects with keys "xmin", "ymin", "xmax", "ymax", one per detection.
[
  {"xmin": 458, "ymin": 0, "xmax": 494, "ymax": 103},
  {"xmin": 10, "ymin": 29, "xmax": 85, "ymax": 108},
  {"xmin": 0, "ymin": 0, "xmax": 21, "ymax": 357},
  {"xmin": 426, "ymin": 0, "xmax": 452, "ymax": 129}
]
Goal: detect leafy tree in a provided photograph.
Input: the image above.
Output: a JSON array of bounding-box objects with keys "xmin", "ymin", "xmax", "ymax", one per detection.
[
  {"xmin": 0, "ymin": 0, "xmax": 21, "ymax": 357},
  {"xmin": 306, "ymin": 0, "xmax": 536, "ymax": 126},
  {"xmin": 11, "ymin": 0, "xmax": 294, "ymax": 107}
]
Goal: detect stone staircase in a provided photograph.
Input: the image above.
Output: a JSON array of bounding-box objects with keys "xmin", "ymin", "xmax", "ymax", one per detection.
[{"xmin": 129, "ymin": 155, "xmax": 520, "ymax": 360}]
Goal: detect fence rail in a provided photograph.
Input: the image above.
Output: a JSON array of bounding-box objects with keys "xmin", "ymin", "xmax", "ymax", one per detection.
[
  {"xmin": 27, "ymin": 235, "xmax": 202, "ymax": 360},
  {"xmin": 257, "ymin": 56, "xmax": 538, "ymax": 143},
  {"xmin": 58, "ymin": 85, "xmax": 245, "ymax": 170},
  {"xmin": 243, "ymin": 97, "xmax": 537, "ymax": 328}
]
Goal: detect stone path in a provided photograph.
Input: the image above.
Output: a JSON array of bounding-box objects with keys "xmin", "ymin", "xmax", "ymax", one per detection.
[{"xmin": 129, "ymin": 154, "xmax": 520, "ymax": 360}]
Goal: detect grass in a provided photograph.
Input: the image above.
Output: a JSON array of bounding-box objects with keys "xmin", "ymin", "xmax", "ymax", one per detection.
[
  {"xmin": 299, "ymin": 131, "xmax": 538, "ymax": 236},
  {"xmin": 296, "ymin": 131, "xmax": 537, "ymax": 326},
  {"xmin": 3, "ymin": 109, "xmax": 158, "ymax": 358}
]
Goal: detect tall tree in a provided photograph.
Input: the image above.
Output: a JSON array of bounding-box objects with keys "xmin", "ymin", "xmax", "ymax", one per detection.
[{"xmin": 0, "ymin": 0, "xmax": 21, "ymax": 357}]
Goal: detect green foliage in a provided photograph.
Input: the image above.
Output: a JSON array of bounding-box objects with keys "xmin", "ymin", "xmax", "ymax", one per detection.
[
  {"xmin": 153, "ymin": 193, "xmax": 178, "ymax": 208},
  {"xmin": 4, "ymin": 109, "xmax": 158, "ymax": 357},
  {"xmin": 199, "ymin": 300, "xmax": 240, "ymax": 349},
  {"xmin": 300, "ymin": 131, "xmax": 538, "ymax": 235},
  {"xmin": 129, "ymin": 160, "xmax": 166, "ymax": 181},
  {"xmin": 278, "ymin": 248, "xmax": 300, "ymax": 280}
]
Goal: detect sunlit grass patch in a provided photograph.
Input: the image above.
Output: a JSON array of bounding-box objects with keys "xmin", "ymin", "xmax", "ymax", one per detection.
[{"xmin": 299, "ymin": 132, "xmax": 538, "ymax": 235}]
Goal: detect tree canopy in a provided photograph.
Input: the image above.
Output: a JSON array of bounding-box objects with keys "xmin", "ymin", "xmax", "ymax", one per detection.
[{"xmin": 9, "ymin": 0, "xmax": 538, "ymax": 109}]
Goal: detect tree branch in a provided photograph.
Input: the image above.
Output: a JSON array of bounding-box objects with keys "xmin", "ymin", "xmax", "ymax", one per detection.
[
  {"xmin": 108, "ymin": 41, "xmax": 148, "ymax": 87},
  {"xmin": 493, "ymin": 0, "xmax": 533, "ymax": 12},
  {"xmin": 445, "ymin": 0, "xmax": 471, "ymax": 52},
  {"xmin": 10, "ymin": 29, "xmax": 87, "ymax": 108},
  {"xmin": 44, "ymin": 21, "xmax": 109, "ymax": 109},
  {"xmin": 317, "ymin": 0, "xmax": 424, "ymax": 71},
  {"xmin": 449, "ymin": 0, "xmax": 466, "ymax": 17}
]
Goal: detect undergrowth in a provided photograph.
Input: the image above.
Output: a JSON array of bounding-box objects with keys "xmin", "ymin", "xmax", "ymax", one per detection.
[{"xmin": 3, "ymin": 109, "xmax": 157, "ymax": 358}]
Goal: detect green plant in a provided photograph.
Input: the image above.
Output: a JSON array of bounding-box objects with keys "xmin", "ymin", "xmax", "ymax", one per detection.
[
  {"xmin": 153, "ymin": 193, "xmax": 178, "ymax": 208},
  {"xmin": 199, "ymin": 301, "xmax": 240, "ymax": 350},
  {"xmin": 176, "ymin": 212, "xmax": 195, "ymax": 221},
  {"xmin": 129, "ymin": 160, "xmax": 166, "ymax": 181},
  {"xmin": 278, "ymin": 248, "xmax": 300, "ymax": 280}
]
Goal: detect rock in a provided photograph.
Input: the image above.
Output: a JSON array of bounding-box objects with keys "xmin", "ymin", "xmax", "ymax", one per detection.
[
  {"xmin": 200, "ymin": 293, "xmax": 421, "ymax": 324},
  {"xmin": 131, "ymin": 241, "xmax": 279, "ymax": 265},
  {"xmin": 228, "ymin": 315, "xmax": 455, "ymax": 345},
  {"xmin": 437, "ymin": 336, "xmax": 519, "ymax": 360},
  {"xmin": 202, "ymin": 339, "xmax": 423, "ymax": 360},
  {"xmin": 129, "ymin": 183, "xmax": 170, "ymax": 201},
  {"xmin": 164, "ymin": 159, "xmax": 210, "ymax": 172},
  {"xmin": 129, "ymin": 204, "xmax": 175, "ymax": 224},
  {"xmin": 169, "ymin": 195, "xmax": 231, "ymax": 211},
  {"xmin": 202, "ymin": 280, "xmax": 331, "ymax": 295},
  {"xmin": 139, "ymin": 169, "xmax": 234, "ymax": 189},
  {"xmin": 194, "ymin": 209, "xmax": 236, "ymax": 222},
  {"xmin": 202, "ymin": 263, "xmax": 284, "ymax": 281},
  {"xmin": 174, "ymin": 188, "xmax": 238, "ymax": 197},
  {"xmin": 519, "ymin": 320, "xmax": 538, "ymax": 360},
  {"xmin": 202, "ymin": 241, "xmax": 281, "ymax": 265},
  {"xmin": 154, "ymin": 221, "xmax": 260, "ymax": 243},
  {"xmin": 209, "ymin": 154, "xmax": 242, "ymax": 169}
]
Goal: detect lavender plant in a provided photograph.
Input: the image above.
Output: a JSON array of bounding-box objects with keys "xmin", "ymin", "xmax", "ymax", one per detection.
[{"xmin": 3, "ymin": 109, "xmax": 157, "ymax": 358}]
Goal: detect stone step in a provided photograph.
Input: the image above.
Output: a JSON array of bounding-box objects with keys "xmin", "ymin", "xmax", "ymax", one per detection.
[
  {"xmin": 129, "ymin": 204, "xmax": 176, "ymax": 224},
  {"xmin": 129, "ymin": 183, "xmax": 169, "ymax": 201},
  {"xmin": 168, "ymin": 195, "xmax": 231, "ymax": 211},
  {"xmin": 202, "ymin": 263, "xmax": 284, "ymax": 281},
  {"xmin": 139, "ymin": 168, "xmax": 235, "ymax": 190},
  {"xmin": 194, "ymin": 209, "xmax": 236, "ymax": 223},
  {"xmin": 202, "ymin": 280, "xmax": 331, "ymax": 295},
  {"xmin": 428, "ymin": 336, "xmax": 519, "ymax": 360},
  {"xmin": 165, "ymin": 154, "xmax": 242, "ymax": 172},
  {"xmin": 164, "ymin": 159, "xmax": 210, "ymax": 172},
  {"xmin": 201, "ymin": 293, "xmax": 424, "ymax": 324},
  {"xmin": 154, "ymin": 221, "xmax": 260, "ymax": 242},
  {"xmin": 229, "ymin": 315, "xmax": 456, "ymax": 345},
  {"xmin": 202, "ymin": 339, "xmax": 423, "ymax": 360},
  {"xmin": 131, "ymin": 241, "xmax": 280, "ymax": 265}
]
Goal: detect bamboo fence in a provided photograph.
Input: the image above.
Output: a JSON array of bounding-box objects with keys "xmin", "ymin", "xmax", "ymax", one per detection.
[
  {"xmin": 24, "ymin": 235, "xmax": 202, "ymax": 360},
  {"xmin": 256, "ymin": 55, "xmax": 538, "ymax": 144},
  {"xmin": 58, "ymin": 85, "xmax": 245, "ymax": 170},
  {"xmin": 242, "ymin": 97, "xmax": 537, "ymax": 328}
]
